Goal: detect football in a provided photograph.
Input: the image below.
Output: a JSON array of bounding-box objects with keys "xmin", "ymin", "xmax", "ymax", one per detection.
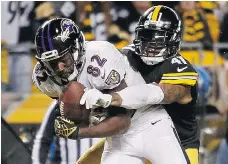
[{"xmin": 59, "ymin": 81, "xmax": 90, "ymax": 126}]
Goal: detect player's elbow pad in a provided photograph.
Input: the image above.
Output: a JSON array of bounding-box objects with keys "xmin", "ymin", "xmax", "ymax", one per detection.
[{"xmin": 117, "ymin": 84, "xmax": 164, "ymax": 109}]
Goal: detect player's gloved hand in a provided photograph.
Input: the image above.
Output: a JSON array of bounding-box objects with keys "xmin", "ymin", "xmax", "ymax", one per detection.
[
  {"xmin": 80, "ymin": 88, "xmax": 112, "ymax": 109},
  {"xmin": 54, "ymin": 116, "xmax": 79, "ymax": 139}
]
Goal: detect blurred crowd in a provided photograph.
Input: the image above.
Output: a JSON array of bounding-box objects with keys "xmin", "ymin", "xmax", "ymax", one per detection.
[{"xmin": 1, "ymin": 1, "xmax": 228, "ymax": 164}]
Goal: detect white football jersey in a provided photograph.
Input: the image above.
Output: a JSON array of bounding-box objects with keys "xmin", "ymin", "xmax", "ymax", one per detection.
[
  {"xmin": 32, "ymin": 41, "xmax": 169, "ymax": 128},
  {"xmin": 78, "ymin": 41, "xmax": 126, "ymax": 90}
]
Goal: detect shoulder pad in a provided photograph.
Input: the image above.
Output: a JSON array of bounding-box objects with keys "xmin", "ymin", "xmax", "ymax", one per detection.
[{"xmin": 32, "ymin": 62, "xmax": 62, "ymax": 98}]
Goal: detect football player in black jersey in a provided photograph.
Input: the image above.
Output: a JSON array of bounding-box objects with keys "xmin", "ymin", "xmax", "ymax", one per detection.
[{"xmin": 81, "ymin": 5, "xmax": 199, "ymax": 164}]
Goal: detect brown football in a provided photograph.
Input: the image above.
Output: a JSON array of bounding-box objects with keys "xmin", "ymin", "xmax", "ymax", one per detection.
[{"xmin": 59, "ymin": 81, "xmax": 90, "ymax": 126}]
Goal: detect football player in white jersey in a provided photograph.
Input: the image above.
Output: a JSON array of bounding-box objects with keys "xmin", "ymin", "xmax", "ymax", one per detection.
[
  {"xmin": 32, "ymin": 18, "xmax": 189, "ymax": 164},
  {"xmin": 79, "ymin": 5, "xmax": 200, "ymax": 164}
]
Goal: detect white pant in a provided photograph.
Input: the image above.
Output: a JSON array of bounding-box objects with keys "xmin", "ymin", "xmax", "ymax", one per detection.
[{"xmin": 101, "ymin": 118, "xmax": 189, "ymax": 164}]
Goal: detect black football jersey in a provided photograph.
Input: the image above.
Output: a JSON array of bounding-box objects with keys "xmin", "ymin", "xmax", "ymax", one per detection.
[{"xmin": 120, "ymin": 45, "xmax": 199, "ymax": 146}]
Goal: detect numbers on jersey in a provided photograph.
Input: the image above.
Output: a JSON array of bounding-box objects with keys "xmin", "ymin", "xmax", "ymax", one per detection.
[
  {"xmin": 8, "ymin": 2, "xmax": 18, "ymax": 24},
  {"xmin": 91, "ymin": 55, "xmax": 107, "ymax": 67},
  {"xmin": 7, "ymin": 2, "xmax": 34, "ymax": 27},
  {"xmin": 19, "ymin": 2, "xmax": 34, "ymax": 27},
  {"xmin": 87, "ymin": 65, "xmax": 100, "ymax": 77},
  {"xmin": 171, "ymin": 56, "xmax": 187, "ymax": 65},
  {"xmin": 87, "ymin": 55, "xmax": 107, "ymax": 77}
]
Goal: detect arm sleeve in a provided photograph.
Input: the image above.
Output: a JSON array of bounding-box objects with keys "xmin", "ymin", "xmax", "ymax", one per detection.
[
  {"xmin": 117, "ymin": 84, "xmax": 164, "ymax": 109},
  {"xmin": 87, "ymin": 41, "xmax": 126, "ymax": 90},
  {"xmin": 31, "ymin": 101, "xmax": 58, "ymax": 164}
]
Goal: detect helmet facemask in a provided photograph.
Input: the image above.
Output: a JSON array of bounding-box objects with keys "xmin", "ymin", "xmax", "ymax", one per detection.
[
  {"xmin": 134, "ymin": 29, "xmax": 179, "ymax": 65},
  {"xmin": 36, "ymin": 44, "xmax": 85, "ymax": 84}
]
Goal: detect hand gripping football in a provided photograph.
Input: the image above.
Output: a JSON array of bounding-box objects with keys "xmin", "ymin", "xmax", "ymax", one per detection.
[{"xmin": 59, "ymin": 81, "xmax": 90, "ymax": 126}]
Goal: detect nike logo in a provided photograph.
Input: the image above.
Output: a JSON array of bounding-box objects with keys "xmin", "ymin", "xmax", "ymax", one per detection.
[
  {"xmin": 177, "ymin": 66, "xmax": 188, "ymax": 72},
  {"xmin": 151, "ymin": 119, "xmax": 162, "ymax": 125}
]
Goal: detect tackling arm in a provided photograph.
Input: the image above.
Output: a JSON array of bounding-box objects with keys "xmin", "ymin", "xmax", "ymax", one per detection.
[
  {"xmin": 157, "ymin": 83, "xmax": 192, "ymax": 104},
  {"xmin": 110, "ymin": 83, "xmax": 192, "ymax": 109}
]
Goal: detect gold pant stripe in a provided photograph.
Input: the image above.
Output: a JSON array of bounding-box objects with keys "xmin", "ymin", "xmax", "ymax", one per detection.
[
  {"xmin": 185, "ymin": 148, "xmax": 199, "ymax": 164},
  {"xmin": 77, "ymin": 138, "xmax": 105, "ymax": 164}
]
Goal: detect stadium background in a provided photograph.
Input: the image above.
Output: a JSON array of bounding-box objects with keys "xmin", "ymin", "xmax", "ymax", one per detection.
[{"xmin": 1, "ymin": 1, "xmax": 228, "ymax": 164}]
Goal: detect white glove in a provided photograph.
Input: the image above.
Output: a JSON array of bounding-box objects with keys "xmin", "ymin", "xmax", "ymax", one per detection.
[{"xmin": 80, "ymin": 88, "xmax": 112, "ymax": 109}]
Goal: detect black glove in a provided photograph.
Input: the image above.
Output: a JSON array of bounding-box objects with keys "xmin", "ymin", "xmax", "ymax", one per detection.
[{"xmin": 54, "ymin": 116, "xmax": 79, "ymax": 139}]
